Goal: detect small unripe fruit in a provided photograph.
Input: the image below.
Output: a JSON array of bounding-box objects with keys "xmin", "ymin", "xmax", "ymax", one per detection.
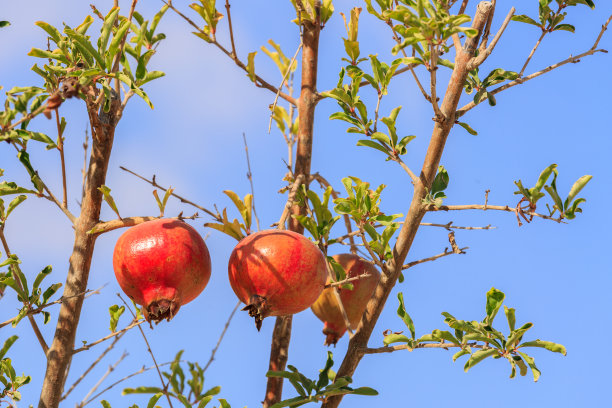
[
  {"xmin": 228, "ymin": 229, "xmax": 327, "ymax": 330},
  {"xmin": 113, "ymin": 219, "xmax": 211, "ymax": 323},
  {"xmin": 311, "ymin": 254, "xmax": 380, "ymax": 345}
]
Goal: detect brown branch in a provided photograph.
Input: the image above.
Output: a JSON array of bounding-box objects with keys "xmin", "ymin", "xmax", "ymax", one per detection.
[
  {"xmin": 202, "ymin": 301, "xmax": 241, "ymax": 374},
  {"xmin": 265, "ymin": 8, "xmax": 322, "ymax": 406},
  {"xmin": 420, "ymin": 221, "xmax": 495, "ymax": 230},
  {"xmin": 80, "ymin": 127, "xmax": 89, "ymax": 206},
  {"xmin": 0, "ymin": 227, "xmax": 49, "ymax": 354},
  {"xmin": 119, "ymin": 166, "xmax": 221, "ymax": 222},
  {"xmin": 242, "ymin": 133, "xmax": 260, "ymax": 231},
  {"xmin": 425, "ymin": 203, "xmax": 564, "ymax": 223},
  {"xmin": 72, "ymin": 320, "xmax": 144, "ymax": 354},
  {"xmin": 468, "ymin": 6, "xmax": 514, "ymax": 69},
  {"xmin": 324, "ymin": 272, "xmax": 372, "ymax": 289},
  {"xmin": 321, "ymin": 4, "xmax": 493, "ymax": 407},
  {"xmin": 88, "ymin": 212, "xmax": 198, "ymax": 235},
  {"xmin": 519, "ymin": 31, "xmax": 546, "ymax": 77},
  {"xmin": 362, "ymin": 341, "xmax": 489, "ymax": 354},
  {"xmin": 165, "ymin": 1, "xmax": 297, "ymax": 106},
  {"xmin": 42, "ymin": 183, "xmax": 77, "ymax": 224},
  {"xmin": 458, "ymin": 0, "xmax": 469, "ymax": 14},
  {"xmin": 402, "ymin": 246, "xmax": 468, "ymax": 270},
  {"xmin": 429, "ymin": 46, "xmax": 444, "ymax": 120},
  {"xmin": 458, "ymin": 15, "xmax": 611, "ymax": 116},
  {"xmin": 225, "ymin": 0, "xmax": 237, "ymax": 58}
]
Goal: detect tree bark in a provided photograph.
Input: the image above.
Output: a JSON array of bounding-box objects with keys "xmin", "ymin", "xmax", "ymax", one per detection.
[
  {"xmin": 263, "ymin": 15, "xmax": 321, "ymax": 408},
  {"xmin": 321, "ymin": 3, "xmax": 493, "ymax": 407},
  {"xmin": 38, "ymin": 104, "xmax": 118, "ymax": 407}
]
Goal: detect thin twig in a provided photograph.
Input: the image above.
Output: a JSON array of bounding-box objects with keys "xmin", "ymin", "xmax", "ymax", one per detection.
[
  {"xmin": 119, "ymin": 166, "xmax": 221, "ymax": 221},
  {"xmin": 459, "ymin": 16, "xmax": 611, "ymax": 116},
  {"xmin": 362, "ymin": 341, "xmax": 490, "ymax": 354},
  {"xmin": 72, "ymin": 320, "xmax": 144, "ymax": 354},
  {"xmin": 402, "ymin": 247, "xmax": 468, "ymax": 270},
  {"xmin": 277, "ymin": 175, "xmax": 305, "ymax": 230},
  {"xmin": 324, "ymin": 272, "xmax": 372, "ymax": 289},
  {"xmin": 519, "ymin": 31, "xmax": 546, "ymax": 77},
  {"xmin": 468, "ymin": 6, "xmax": 515, "ymax": 69},
  {"xmin": 164, "ymin": 1, "xmax": 297, "ymax": 106},
  {"xmin": 88, "ymin": 212, "xmax": 198, "ymax": 235},
  {"xmin": 77, "ymin": 351, "xmax": 128, "ymax": 408},
  {"xmin": 425, "ymin": 203, "xmax": 564, "ymax": 223},
  {"xmin": 0, "ymin": 227, "xmax": 49, "ymax": 354},
  {"xmin": 42, "ymin": 184, "xmax": 77, "ymax": 224},
  {"xmin": 54, "ymin": 109, "xmax": 68, "ymax": 209},
  {"xmin": 0, "ymin": 286, "xmax": 103, "ymax": 329},
  {"xmin": 311, "ymin": 173, "xmax": 358, "ymax": 254},
  {"xmin": 429, "ymin": 46, "xmax": 444, "ymax": 120},
  {"xmin": 202, "ymin": 301, "xmax": 241, "ymax": 374},
  {"xmin": 118, "ymin": 294, "xmax": 174, "ymax": 408},
  {"xmin": 268, "ymin": 43, "xmax": 302, "ymax": 133},
  {"xmin": 242, "ymin": 133, "xmax": 261, "ymax": 231},
  {"xmin": 420, "ymin": 221, "xmax": 495, "ymax": 231},
  {"xmin": 79, "ymin": 362, "xmax": 174, "ymax": 407},
  {"xmin": 61, "ymin": 330, "xmax": 127, "ymax": 401},
  {"xmin": 394, "ymin": 156, "xmax": 419, "ymax": 184},
  {"xmin": 225, "ymin": 0, "xmax": 237, "ymax": 58}
]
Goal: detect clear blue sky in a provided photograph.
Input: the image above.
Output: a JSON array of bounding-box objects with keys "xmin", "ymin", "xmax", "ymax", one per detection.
[{"xmin": 1, "ymin": 1, "xmax": 611, "ymax": 407}]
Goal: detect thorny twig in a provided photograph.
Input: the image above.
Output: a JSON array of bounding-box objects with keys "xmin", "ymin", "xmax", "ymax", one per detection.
[
  {"xmin": 242, "ymin": 133, "xmax": 261, "ymax": 231},
  {"xmin": 402, "ymin": 246, "xmax": 468, "ymax": 270}
]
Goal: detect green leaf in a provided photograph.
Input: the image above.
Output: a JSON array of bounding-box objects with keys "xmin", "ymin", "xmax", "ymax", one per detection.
[
  {"xmin": 511, "ymin": 14, "xmax": 541, "ymax": 27},
  {"xmin": 98, "ymin": 185, "xmax": 121, "ymax": 218},
  {"xmin": 122, "ymin": 386, "xmax": 164, "ymax": 395},
  {"xmin": 100, "ymin": 401, "xmax": 112, "ymax": 408},
  {"xmin": 535, "ymin": 164, "xmax": 557, "ymax": 193},
  {"xmin": 452, "ymin": 348, "xmax": 471, "ymax": 362},
  {"xmin": 484, "ymin": 287, "xmax": 505, "ymax": 326},
  {"xmin": 0, "ymin": 21, "xmax": 10, "ymax": 28},
  {"xmin": 383, "ymin": 333, "xmax": 411, "ymax": 346},
  {"xmin": 457, "ymin": 122, "xmax": 477, "ymax": 135},
  {"xmin": 564, "ymin": 175, "xmax": 592, "ymax": 210},
  {"xmin": 197, "ymin": 396, "xmax": 213, "ymax": 408},
  {"xmin": 519, "ymin": 340, "xmax": 567, "ymax": 355},
  {"xmin": 246, "ymin": 51, "xmax": 257, "ymax": 82},
  {"xmin": 65, "ymin": 27, "xmax": 106, "ymax": 69},
  {"xmin": 99, "ymin": 7, "xmax": 120, "ymax": 54},
  {"xmin": 463, "ymin": 348, "xmax": 498, "ymax": 372},
  {"xmin": 553, "ymin": 24, "xmax": 575, "ymax": 33},
  {"xmin": 42, "ymin": 282, "xmax": 62, "ymax": 304},
  {"xmin": 147, "ymin": 392, "xmax": 163, "ymax": 408},
  {"xmin": 504, "ymin": 306, "xmax": 516, "ymax": 332},
  {"xmin": 396, "ymin": 292, "xmax": 416, "ymax": 339},
  {"xmin": 32, "ymin": 265, "xmax": 52, "ymax": 293},
  {"xmin": 317, "ymin": 351, "xmax": 334, "ymax": 390},
  {"xmin": 0, "ymin": 182, "xmax": 35, "ymax": 197},
  {"xmin": 107, "ymin": 19, "xmax": 131, "ymax": 69},
  {"xmin": 517, "ymin": 351, "xmax": 541, "ymax": 381},
  {"xmin": 0, "ymin": 336, "xmax": 18, "ymax": 360},
  {"xmin": 108, "ymin": 305, "xmax": 125, "ymax": 332},
  {"xmin": 506, "ymin": 322, "xmax": 534, "ymax": 350},
  {"xmin": 218, "ymin": 398, "xmax": 231, "ymax": 408},
  {"xmin": 431, "ymin": 165, "xmax": 449, "ymax": 195},
  {"xmin": 5, "ymin": 195, "xmax": 27, "ymax": 219},
  {"xmin": 350, "ymin": 387, "xmax": 378, "ymax": 395},
  {"xmin": 35, "ymin": 21, "xmax": 61, "ymax": 43},
  {"xmin": 27, "ymin": 48, "xmax": 70, "ymax": 64},
  {"xmin": 356, "ymin": 140, "xmax": 389, "ymax": 155}
]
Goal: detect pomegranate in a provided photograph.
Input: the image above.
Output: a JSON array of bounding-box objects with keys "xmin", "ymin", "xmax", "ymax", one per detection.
[
  {"xmin": 228, "ymin": 229, "xmax": 327, "ymax": 330},
  {"xmin": 113, "ymin": 218, "xmax": 211, "ymax": 323},
  {"xmin": 311, "ymin": 254, "xmax": 380, "ymax": 345}
]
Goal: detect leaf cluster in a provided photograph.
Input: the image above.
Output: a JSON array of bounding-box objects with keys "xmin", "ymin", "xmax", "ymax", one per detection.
[
  {"xmin": 266, "ymin": 351, "xmax": 377, "ymax": 408},
  {"xmin": 513, "ymin": 163, "xmax": 591, "ymax": 219},
  {"xmin": 385, "ymin": 288, "xmax": 567, "ymax": 381},
  {"xmin": 512, "ymin": 0, "xmax": 595, "ymax": 34},
  {"xmin": 0, "ymin": 336, "xmax": 30, "ymax": 403}
]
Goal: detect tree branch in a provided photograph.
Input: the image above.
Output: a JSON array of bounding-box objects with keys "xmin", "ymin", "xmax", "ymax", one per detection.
[
  {"xmin": 362, "ymin": 341, "xmax": 489, "ymax": 354},
  {"xmin": 458, "ymin": 14, "xmax": 611, "ymax": 116},
  {"xmin": 72, "ymin": 320, "xmax": 144, "ymax": 355},
  {"xmin": 425, "ymin": 203, "xmax": 564, "ymax": 223},
  {"xmin": 321, "ymin": 4, "xmax": 493, "ymax": 407},
  {"xmin": 264, "ymin": 7, "xmax": 322, "ymax": 406},
  {"xmin": 468, "ymin": 6, "xmax": 515, "ymax": 70},
  {"xmin": 402, "ymin": 246, "xmax": 468, "ymax": 270},
  {"xmin": 164, "ymin": 1, "xmax": 297, "ymax": 106}
]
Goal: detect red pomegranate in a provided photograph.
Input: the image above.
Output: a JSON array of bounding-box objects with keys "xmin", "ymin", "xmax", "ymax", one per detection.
[
  {"xmin": 228, "ymin": 229, "xmax": 327, "ymax": 330},
  {"xmin": 113, "ymin": 218, "xmax": 211, "ymax": 323},
  {"xmin": 311, "ymin": 254, "xmax": 380, "ymax": 345}
]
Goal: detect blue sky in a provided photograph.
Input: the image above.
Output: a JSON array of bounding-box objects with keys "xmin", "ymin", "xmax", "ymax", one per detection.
[{"xmin": 1, "ymin": 0, "xmax": 612, "ymax": 407}]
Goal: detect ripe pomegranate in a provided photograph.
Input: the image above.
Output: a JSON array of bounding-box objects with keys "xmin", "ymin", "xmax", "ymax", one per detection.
[
  {"xmin": 113, "ymin": 218, "xmax": 211, "ymax": 323},
  {"xmin": 311, "ymin": 254, "xmax": 380, "ymax": 345},
  {"xmin": 228, "ymin": 229, "xmax": 327, "ymax": 330}
]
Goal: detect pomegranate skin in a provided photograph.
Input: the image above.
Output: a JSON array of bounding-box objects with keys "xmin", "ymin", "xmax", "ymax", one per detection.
[
  {"xmin": 311, "ymin": 254, "xmax": 380, "ymax": 345},
  {"xmin": 113, "ymin": 219, "xmax": 211, "ymax": 323},
  {"xmin": 228, "ymin": 229, "xmax": 327, "ymax": 330}
]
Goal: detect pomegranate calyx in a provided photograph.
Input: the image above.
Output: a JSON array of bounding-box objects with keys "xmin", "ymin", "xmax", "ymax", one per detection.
[
  {"xmin": 241, "ymin": 294, "xmax": 269, "ymax": 331},
  {"xmin": 143, "ymin": 299, "xmax": 180, "ymax": 323}
]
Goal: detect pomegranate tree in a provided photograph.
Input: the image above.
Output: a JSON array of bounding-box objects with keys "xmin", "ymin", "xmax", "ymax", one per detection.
[
  {"xmin": 228, "ymin": 229, "xmax": 327, "ymax": 330},
  {"xmin": 311, "ymin": 254, "xmax": 380, "ymax": 345},
  {"xmin": 113, "ymin": 218, "xmax": 211, "ymax": 323}
]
